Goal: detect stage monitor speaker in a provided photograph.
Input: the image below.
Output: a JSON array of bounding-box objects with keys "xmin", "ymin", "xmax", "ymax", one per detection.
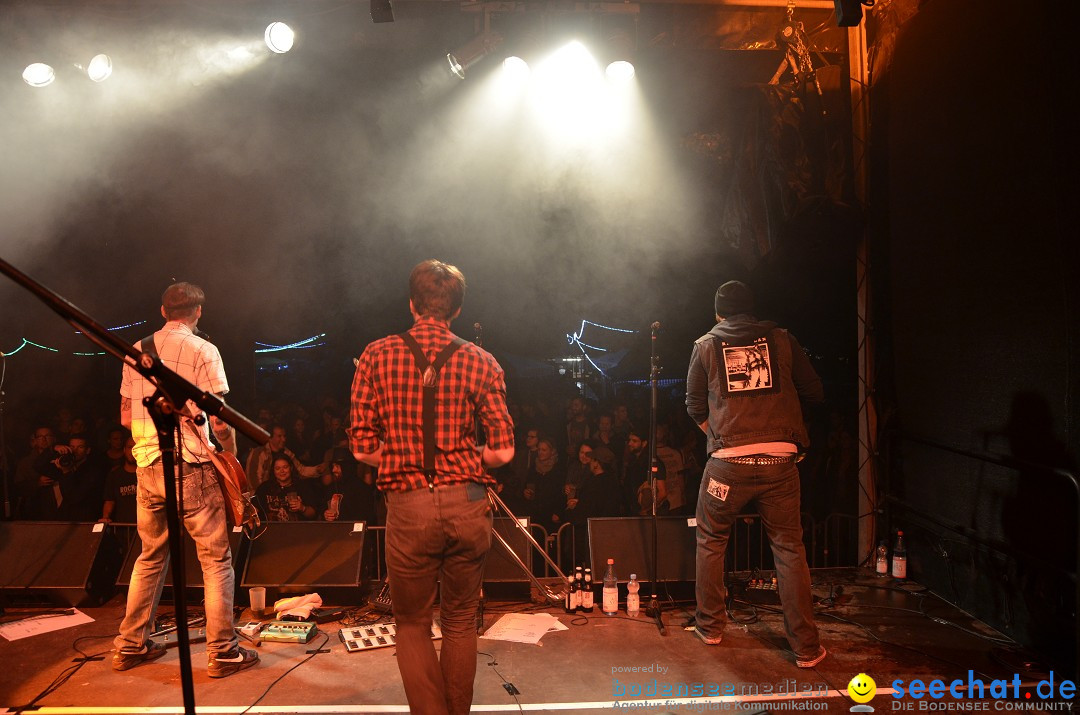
[
  {"xmin": 117, "ymin": 527, "xmax": 245, "ymax": 597},
  {"xmin": 0, "ymin": 522, "xmax": 123, "ymax": 607},
  {"xmin": 587, "ymin": 517, "xmax": 697, "ymax": 582},
  {"xmin": 834, "ymin": 0, "xmax": 862, "ymax": 26},
  {"xmin": 241, "ymin": 521, "xmax": 366, "ymax": 602},
  {"xmin": 484, "ymin": 517, "xmax": 533, "ymax": 582}
]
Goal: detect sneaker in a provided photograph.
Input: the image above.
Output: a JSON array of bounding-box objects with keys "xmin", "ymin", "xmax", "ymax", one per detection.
[
  {"xmin": 796, "ymin": 646, "xmax": 827, "ymax": 668},
  {"xmin": 207, "ymin": 646, "xmax": 259, "ymax": 679},
  {"xmin": 112, "ymin": 641, "xmax": 167, "ymax": 671},
  {"xmin": 693, "ymin": 627, "xmax": 723, "ymax": 645}
]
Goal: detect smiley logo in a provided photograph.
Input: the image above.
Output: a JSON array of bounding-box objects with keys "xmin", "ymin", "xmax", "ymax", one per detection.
[{"xmin": 847, "ymin": 673, "xmax": 877, "ymax": 704}]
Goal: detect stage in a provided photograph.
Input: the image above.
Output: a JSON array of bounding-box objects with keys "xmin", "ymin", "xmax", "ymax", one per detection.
[{"xmin": 2, "ymin": 567, "xmax": 1067, "ymax": 714}]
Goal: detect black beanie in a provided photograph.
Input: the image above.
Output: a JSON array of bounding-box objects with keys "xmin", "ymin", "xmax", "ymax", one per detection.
[{"xmin": 714, "ymin": 280, "xmax": 754, "ymax": 316}]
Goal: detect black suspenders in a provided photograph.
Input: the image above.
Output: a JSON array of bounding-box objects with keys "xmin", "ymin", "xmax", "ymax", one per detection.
[{"xmin": 398, "ymin": 332, "xmax": 466, "ymax": 490}]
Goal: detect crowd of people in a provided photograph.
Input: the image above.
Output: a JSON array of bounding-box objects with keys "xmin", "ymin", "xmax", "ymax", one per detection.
[
  {"xmin": 6, "ymin": 395, "xmax": 713, "ymax": 585},
  {"xmin": 5, "ymin": 389, "xmax": 706, "ymax": 542}
]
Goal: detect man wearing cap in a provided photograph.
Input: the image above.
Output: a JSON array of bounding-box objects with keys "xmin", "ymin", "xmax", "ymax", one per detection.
[
  {"xmin": 685, "ymin": 280, "xmax": 827, "ymax": 668},
  {"xmin": 350, "ymin": 259, "xmax": 514, "ymax": 715},
  {"xmin": 113, "ymin": 282, "xmax": 258, "ymax": 678}
]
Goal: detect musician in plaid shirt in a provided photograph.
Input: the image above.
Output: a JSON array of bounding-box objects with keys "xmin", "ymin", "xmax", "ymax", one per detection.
[{"xmin": 351, "ymin": 260, "xmax": 514, "ymax": 715}]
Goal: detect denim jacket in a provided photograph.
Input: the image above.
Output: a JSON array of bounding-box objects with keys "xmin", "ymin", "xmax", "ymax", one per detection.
[{"xmin": 685, "ymin": 315, "xmax": 824, "ymax": 453}]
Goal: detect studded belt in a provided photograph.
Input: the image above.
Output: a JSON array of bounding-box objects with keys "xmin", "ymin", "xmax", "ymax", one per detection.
[{"xmin": 717, "ymin": 454, "xmax": 796, "ymax": 466}]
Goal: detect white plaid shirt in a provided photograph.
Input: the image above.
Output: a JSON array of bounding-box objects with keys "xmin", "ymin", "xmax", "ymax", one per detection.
[{"xmin": 121, "ymin": 321, "xmax": 229, "ymax": 469}]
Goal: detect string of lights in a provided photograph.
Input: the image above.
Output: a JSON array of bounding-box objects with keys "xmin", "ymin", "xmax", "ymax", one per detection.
[
  {"xmin": 564, "ymin": 319, "xmax": 637, "ymax": 378},
  {"xmin": 254, "ymin": 334, "xmax": 328, "ymax": 353},
  {"xmin": 2, "ymin": 327, "xmax": 328, "ymax": 358}
]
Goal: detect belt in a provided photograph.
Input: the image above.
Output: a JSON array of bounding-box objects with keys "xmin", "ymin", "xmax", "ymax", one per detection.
[{"xmin": 717, "ymin": 454, "xmax": 796, "ymax": 466}]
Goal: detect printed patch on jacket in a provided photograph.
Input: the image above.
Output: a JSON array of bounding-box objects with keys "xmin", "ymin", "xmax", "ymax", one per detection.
[
  {"xmin": 706, "ymin": 478, "xmax": 730, "ymax": 502},
  {"xmin": 717, "ymin": 335, "xmax": 780, "ymax": 397}
]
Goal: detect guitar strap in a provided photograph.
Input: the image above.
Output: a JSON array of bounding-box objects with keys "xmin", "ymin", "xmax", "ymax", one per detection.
[{"xmin": 398, "ymin": 332, "xmax": 466, "ymax": 490}]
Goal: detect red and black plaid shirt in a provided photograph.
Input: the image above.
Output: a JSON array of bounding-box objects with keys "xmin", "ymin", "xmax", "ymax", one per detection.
[{"xmin": 349, "ymin": 316, "xmax": 515, "ymax": 492}]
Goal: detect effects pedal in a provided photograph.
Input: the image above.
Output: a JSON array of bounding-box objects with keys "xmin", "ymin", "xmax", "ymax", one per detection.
[
  {"xmin": 338, "ymin": 622, "xmax": 442, "ymax": 653},
  {"xmin": 260, "ymin": 620, "xmax": 317, "ymax": 643},
  {"xmin": 742, "ymin": 576, "xmax": 781, "ymax": 605},
  {"xmin": 239, "ymin": 621, "xmax": 263, "ymax": 638},
  {"xmin": 370, "ymin": 583, "xmax": 392, "ymax": 614}
]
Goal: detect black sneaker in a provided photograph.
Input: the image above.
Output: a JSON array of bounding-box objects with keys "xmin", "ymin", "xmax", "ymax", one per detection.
[
  {"xmin": 207, "ymin": 645, "xmax": 259, "ymax": 678},
  {"xmin": 112, "ymin": 641, "xmax": 167, "ymax": 671}
]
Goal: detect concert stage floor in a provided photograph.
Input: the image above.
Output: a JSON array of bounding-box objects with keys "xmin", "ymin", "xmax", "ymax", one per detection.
[{"xmin": 0, "ymin": 568, "xmax": 1066, "ymax": 714}]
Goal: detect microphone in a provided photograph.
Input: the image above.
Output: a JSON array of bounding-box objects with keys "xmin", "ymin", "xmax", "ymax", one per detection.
[
  {"xmin": 651, "ymin": 322, "xmax": 661, "ymax": 335},
  {"xmin": 473, "ymin": 322, "xmax": 483, "ymax": 346}
]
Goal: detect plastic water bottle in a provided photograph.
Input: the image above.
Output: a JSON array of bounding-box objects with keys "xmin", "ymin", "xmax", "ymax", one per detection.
[
  {"xmin": 602, "ymin": 558, "xmax": 618, "ymax": 616},
  {"xmin": 891, "ymin": 530, "xmax": 907, "ymax": 579},
  {"xmin": 875, "ymin": 541, "xmax": 889, "ymax": 576},
  {"xmin": 626, "ymin": 574, "xmax": 640, "ymax": 618}
]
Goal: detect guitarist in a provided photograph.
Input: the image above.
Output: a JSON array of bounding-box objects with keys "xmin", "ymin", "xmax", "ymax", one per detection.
[{"xmin": 112, "ymin": 282, "xmax": 259, "ymax": 679}]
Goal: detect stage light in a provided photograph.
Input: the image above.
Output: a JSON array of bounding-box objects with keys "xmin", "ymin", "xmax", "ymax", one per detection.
[
  {"xmin": 502, "ymin": 56, "xmax": 530, "ymax": 82},
  {"xmin": 604, "ymin": 27, "xmax": 635, "ymax": 83},
  {"xmin": 446, "ymin": 30, "xmax": 503, "ymax": 79},
  {"xmin": 85, "ymin": 53, "xmax": 113, "ymax": 82},
  {"xmin": 539, "ymin": 40, "xmax": 600, "ymax": 83},
  {"xmin": 264, "ymin": 22, "xmax": 295, "ymax": 53},
  {"xmin": 22, "ymin": 63, "xmax": 55, "ymax": 87},
  {"xmin": 606, "ymin": 60, "xmax": 634, "ymax": 82}
]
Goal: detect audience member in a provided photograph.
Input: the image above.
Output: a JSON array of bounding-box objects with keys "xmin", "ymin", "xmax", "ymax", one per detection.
[
  {"xmin": 101, "ymin": 435, "xmax": 138, "ymax": 524},
  {"xmin": 254, "ymin": 455, "xmax": 321, "ymax": 521},
  {"xmin": 623, "ymin": 427, "xmax": 667, "ymax": 516},
  {"xmin": 246, "ymin": 425, "xmax": 323, "ymax": 488},
  {"xmin": 13, "ymin": 426, "xmax": 55, "ymax": 518},
  {"xmin": 317, "ymin": 449, "xmax": 376, "ymax": 524},
  {"xmin": 565, "ymin": 396, "xmax": 592, "ymax": 458},
  {"xmin": 102, "ymin": 427, "xmax": 129, "ymax": 473}
]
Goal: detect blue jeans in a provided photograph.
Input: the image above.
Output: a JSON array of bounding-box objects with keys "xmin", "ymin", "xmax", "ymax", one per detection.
[
  {"xmin": 115, "ymin": 460, "xmax": 238, "ymax": 658},
  {"xmin": 385, "ymin": 482, "xmax": 492, "ymax": 715},
  {"xmin": 694, "ymin": 458, "xmax": 819, "ymax": 658}
]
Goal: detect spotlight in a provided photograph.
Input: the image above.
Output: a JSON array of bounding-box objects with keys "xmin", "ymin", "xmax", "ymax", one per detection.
[
  {"xmin": 606, "ymin": 60, "xmax": 634, "ymax": 82},
  {"xmin": 446, "ymin": 30, "xmax": 503, "ymax": 79},
  {"xmin": 370, "ymin": 0, "xmax": 394, "ymax": 24},
  {"xmin": 502, "ymin": 56, "xmax": 530, "ymax": 82},
  {"xmin": 604, "ymin": 28, "xmax": 635, "ymax": 82},
  {"xmin": 86, "ymin": 53, "xmax": 113, "ymax": 82},
  {"xmin": 22, "ymin": 63, "xmax": 55, "ymax": 87},
  {"xmin": 264, "ymin": 22, "xmax": 295, "ymax": 53}
]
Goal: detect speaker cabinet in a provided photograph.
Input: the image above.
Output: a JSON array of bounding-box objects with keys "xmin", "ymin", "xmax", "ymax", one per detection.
[
  {"xmin": 0, "ymin": 522, "xmax": 123, "ymax": 607},
  {"xmin": 241, "ymin": 521, "xmax": 367, "ymax": 604},
  {"xmin": 587, "ymin": 517, "xmax": 697, "ymax": 582},
  {"xmin": 484, "ymin": 517, "xmax": 533, "ymax": 582},
  {"xmin": 117, "ymin": 527, "xmax": 245, "ymax": 600}
]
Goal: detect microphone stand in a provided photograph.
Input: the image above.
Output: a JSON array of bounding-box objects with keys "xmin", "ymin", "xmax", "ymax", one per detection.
[
  {"xmin": 0, "ymin": 256, "xmax": 269, "ymax": 715},
  {"xmin": 645, "ymin": 322, "xmax": 666, "ymax": 636},
  {"xmin": 0, "ymin": 353, "xmax": 9, "ymax": 519},
  {"xmin": 473, "ymin": 322, "xmax": 486, "ymax": 636}
]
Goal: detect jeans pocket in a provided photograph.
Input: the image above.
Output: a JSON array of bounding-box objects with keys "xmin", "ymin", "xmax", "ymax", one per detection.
[
  {"xmin": 465, "ymin": 481, "xmax": 487, "ymax": 502},
  {"xmin": 136, "ymin": 482, "xmax": 154, "ymax": 509},
  {"xmin": 179, "ymin": 473, "xmax": 204, "ymax": 512}
]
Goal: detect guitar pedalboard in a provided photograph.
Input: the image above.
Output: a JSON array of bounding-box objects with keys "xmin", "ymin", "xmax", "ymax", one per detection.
[
  {"xmin": 260, "ymin": 620, "xmax": 318, "ymax": 643},
  {"xmin": 338, "ymin": 622, "xmax": 442, "ymax": 653}
]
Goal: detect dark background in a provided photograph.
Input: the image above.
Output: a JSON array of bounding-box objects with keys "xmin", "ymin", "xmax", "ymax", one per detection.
[{"xmin": 0, "ymin": 0, "xmax": 855, "ymax": 419}]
